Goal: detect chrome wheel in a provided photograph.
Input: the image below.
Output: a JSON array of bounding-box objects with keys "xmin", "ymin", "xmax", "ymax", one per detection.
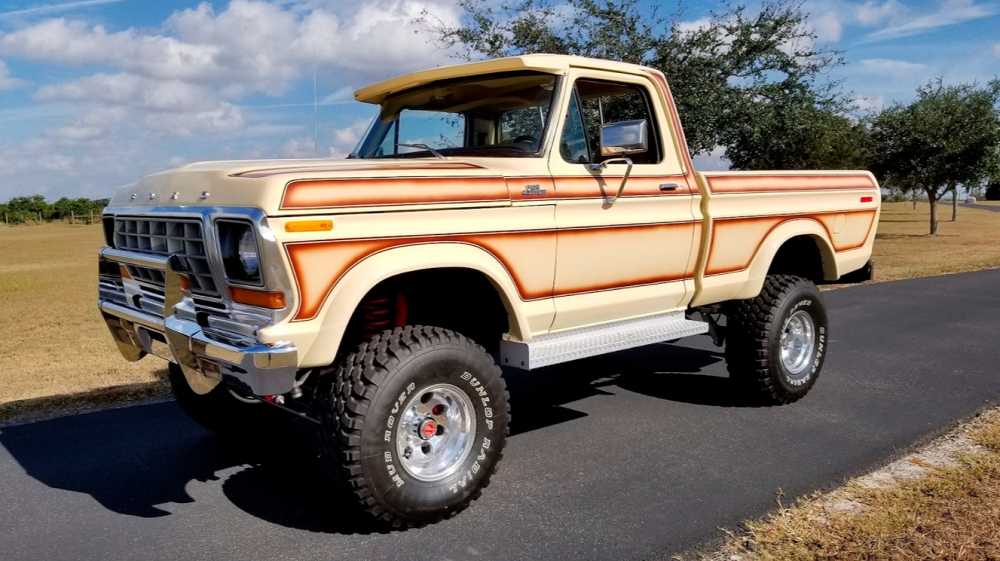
[
  {"xmin": 780, "ymin": 310, "xmax": 816, "ymax": 377},
  {"xmin": 396, "ymin": 383, "xmax": 476, "ymax": 482}
]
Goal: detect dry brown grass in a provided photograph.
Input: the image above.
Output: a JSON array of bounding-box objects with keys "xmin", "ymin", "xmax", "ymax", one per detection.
[
  {"xmin": 871, "ymin": 202, "xmax": 1000, "ymax": 282},
  {"xmin": 717, "ymin": 410, "xmax": 1000, "ymax": 561},
  {"xmin": 0, "ymin": 223, "xmax": 166, "ymax": 409}
]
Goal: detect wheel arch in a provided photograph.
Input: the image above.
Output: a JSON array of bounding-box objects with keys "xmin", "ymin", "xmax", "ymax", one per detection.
[
  {"xmin": 297, "ymin": 242, "xmax": 532, "ymax": 368},
  {"xmin": 733, "ymin": 219, "xmax": 838, "ymax": 300}
]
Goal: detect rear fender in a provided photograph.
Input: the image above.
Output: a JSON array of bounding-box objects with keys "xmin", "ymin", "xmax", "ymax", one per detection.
[{"xmin": 733, "ymin": 219, "xmax": 838, "ymax": 300}]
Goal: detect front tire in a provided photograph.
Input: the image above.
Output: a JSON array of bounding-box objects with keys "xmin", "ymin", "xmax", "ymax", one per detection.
[
  {"xmin": 318, "ymin": 326, "xmax": 509, "ymax": 527},
  {"xmin": 725, "ymin": 275, "xmax": 829, "ymax": 404},
  {"xmin": 168, "ymin": 362, "xmax": 292, "ymax": 434}
]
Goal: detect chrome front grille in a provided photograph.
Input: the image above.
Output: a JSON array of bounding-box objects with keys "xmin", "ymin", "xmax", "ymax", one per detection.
[{"xmin": 113, "ymin": 217, "xmax": 218, "ymax": 296}]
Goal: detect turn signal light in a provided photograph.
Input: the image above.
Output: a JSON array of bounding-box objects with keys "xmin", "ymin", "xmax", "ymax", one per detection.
[
  {"xmin": 229, "ymin": 286, "xmax": 287, "ymax": 309},
  {"xmin": 178, "ymin": 274, "xmax": 193, "ymax": 291},
  {"xmin": 285, "ymin": 220, "xmax": 333, "ymax": 233}
]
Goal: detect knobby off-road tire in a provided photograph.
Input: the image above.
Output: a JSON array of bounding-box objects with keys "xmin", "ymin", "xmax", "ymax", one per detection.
[
  {"xmin": 168, "ymin": 362, "xmax": 292, "ymax": 434},
  {"xmin": 318, "ymin": 325, "xmax": 509, "ymax": 528},
  {"xmin": 725, "ymin": 274, "xmax": 829, "ymax": 405}
]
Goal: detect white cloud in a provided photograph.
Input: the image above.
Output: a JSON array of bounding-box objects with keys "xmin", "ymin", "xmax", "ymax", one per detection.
[
  {"xmin": 327, "ymin": 119, "xmax": 371, "ymax": 157},
  {"xmin": 321, "ymin": 86, "xmax": 355, "ymax": 104},
  {"xmin": 0, "ymin": 60, "xmax": 27, "ymax": 90},
  {"xmin": 0, "ymin": 0, "xmax": 460, "ymax": 95},
  {"xmin": 811, "ymin": 11, "xmax": 844, "ymax": 41},
  {"xmin": 142, "ymin": 103, "xmax": 245, "ymax": 137},
  {"xmin": 862, "ymin": 0, "xmax": 999, "ymax": 41},
  {"xmin": 857, "ymin": 58, "xmax": 928, "ymax": 77},
  {"xmin": 854, "ymin": 0, "xmax": 907, "ymax": 26},
  {"xmin": 35, "ymin": 72, "xmax": 220, "ymax": 112},
  {"xmin": 46, "ymin": 106, "xmax": 127, "ymax": 143},
  {"xmin": 281, "ymin": 137, "xmax": 318, "ymax": 158}
]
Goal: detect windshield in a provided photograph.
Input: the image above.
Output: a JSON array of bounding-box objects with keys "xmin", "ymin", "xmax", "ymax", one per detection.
[{"xmin": 353, "ymin": 72, "xmax": 559, "ymax": 159}]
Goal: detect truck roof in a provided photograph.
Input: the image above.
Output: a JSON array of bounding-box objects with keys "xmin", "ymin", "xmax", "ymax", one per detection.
[{"xmin": 353, "ymin": 54, "xmax": 653, "ymax": 105}]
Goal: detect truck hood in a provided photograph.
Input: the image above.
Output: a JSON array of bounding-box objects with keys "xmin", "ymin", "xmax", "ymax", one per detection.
[{"xmin": 108, "ymin": 158, "xmax": 512, "ymax": 215}]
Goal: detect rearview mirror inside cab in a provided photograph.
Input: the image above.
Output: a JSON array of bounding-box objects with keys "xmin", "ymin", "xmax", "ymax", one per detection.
[{"xmin": 600, "ymin": 119, "xmax": 648, "ymax": 157}]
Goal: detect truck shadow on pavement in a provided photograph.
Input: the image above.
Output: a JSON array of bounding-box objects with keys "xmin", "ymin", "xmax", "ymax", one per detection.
[{"xmin": 0, "ymin": 341, "xmax": 756, "ymax": 535}]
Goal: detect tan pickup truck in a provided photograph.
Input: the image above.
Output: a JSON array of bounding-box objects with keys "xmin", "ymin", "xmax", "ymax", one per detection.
[{"xmin": 97, "ymin": 54, "xmax": 879, "ymax": 526}]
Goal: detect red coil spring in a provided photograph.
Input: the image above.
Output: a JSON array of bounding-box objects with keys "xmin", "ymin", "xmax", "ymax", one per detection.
[{"xmin": 359, "ymin": 292, "xmax": 408, "ymax": 340}]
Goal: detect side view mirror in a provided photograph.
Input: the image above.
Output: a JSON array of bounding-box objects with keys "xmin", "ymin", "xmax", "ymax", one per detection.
[{"xmin": 599, "ymin": 120, "xmax": 648, "ymax": 157}]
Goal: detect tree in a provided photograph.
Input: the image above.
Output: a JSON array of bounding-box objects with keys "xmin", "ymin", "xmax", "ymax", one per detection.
[
  {"xmin": 868, "ymin": 79, "xmax": 1000, "ymax": 234},
  {"xmin": 5, "ymin": 195, "xmax": 52, "ymax": 222},
  {"xmin": 422, "ymin": 0, "xmax": 865, "ymax": 169},
  {"xmin": 986, "ymin": 179, "xmax": 1000, "ymax": 200}
]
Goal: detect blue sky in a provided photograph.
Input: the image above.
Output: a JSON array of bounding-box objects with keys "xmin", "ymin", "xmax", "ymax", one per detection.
[{"xmin": 0, "ymin": 0, "xmax": 997, "ymax": 200}]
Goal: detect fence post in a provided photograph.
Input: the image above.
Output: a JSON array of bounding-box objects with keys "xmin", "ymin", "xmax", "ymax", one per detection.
[
  {"xmin": 38, "ymin": 212, "xmax": 41, "ymax": 222},
  {"xmin": 71, "ymin": 210, "xmax": 75, "ymax": 225},
  {"xmin": 4, "ymin": 213, "xmax": 7, "ymax": 227},
  {"xmin": 90, "ymin": 210, "xmax": 94, "ymax": 225}
]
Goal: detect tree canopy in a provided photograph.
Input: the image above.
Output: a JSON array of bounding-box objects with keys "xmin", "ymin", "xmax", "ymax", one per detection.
[
  {"xmin": 422, "ymin": 0, "xmax": 865, "ymax": 170},
  {"xmin": 868, "ymin": 79, "xmax": 1000, "ymax": 234},
  {"xmin": 1, "ymin": 195, "xmax": 108, "ymax": 225}
]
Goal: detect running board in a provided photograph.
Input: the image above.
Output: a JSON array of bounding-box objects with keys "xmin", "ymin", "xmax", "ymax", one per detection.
[{"xmin": 499, "ymin": 311, "xmax": 709, "ymax": 370}]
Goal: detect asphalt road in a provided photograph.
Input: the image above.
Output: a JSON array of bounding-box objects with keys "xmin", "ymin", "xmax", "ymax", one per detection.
[
  {"xmin": 967, "ymin": 203, "xmax": 1000, "ymax": 213},
  {"xmin": 2, "ymin": 270, "xmax": 1000, "ymax": 561}
]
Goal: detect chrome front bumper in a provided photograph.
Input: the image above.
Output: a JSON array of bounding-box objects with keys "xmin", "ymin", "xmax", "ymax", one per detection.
[{"xmin": 98, "ymin": 247, "xmax": 297, "ymax": 396}]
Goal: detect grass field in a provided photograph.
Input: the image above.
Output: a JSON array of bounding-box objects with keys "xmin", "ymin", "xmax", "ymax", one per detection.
[
  {"xmin": 1, "ymin": 202, "xmax": 999, "ymax": 411},
  {"xmin": 870, "ymin": 202, "xmax": 1000, "ymax": 281},
  {"xmin": 0, "ymin": 223, "xmax": 166, "ymax": 410}
]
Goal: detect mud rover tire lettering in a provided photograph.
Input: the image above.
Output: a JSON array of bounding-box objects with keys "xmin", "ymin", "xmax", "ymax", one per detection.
[
  {"xmin": 317, "ymin": 325, "xmax": 510, "ymax": 527},
  {"xmin": 724, "ymin": 274, "xmax": 829, "ymax": 404}
]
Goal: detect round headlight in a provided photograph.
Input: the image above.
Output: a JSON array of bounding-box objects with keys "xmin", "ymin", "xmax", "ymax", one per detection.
[{"xmin": 238, "ymin": 229, "xmax": 259, "ymax": 277}]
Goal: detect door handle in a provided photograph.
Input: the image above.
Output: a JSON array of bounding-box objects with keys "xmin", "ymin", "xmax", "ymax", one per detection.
[{"xmin": 659, "ymin": 183, "xmax": 682, "ymax": 192}]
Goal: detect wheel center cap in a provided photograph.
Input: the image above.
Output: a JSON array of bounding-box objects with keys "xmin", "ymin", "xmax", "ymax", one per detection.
[{"xmin": 419, "ymin": 419, "xmax": 437, "ymax": 440}]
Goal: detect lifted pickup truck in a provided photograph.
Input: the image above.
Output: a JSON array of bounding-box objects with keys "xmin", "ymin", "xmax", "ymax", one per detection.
[{"xmin": 98, "ymin": 54, "xmax": 879, "ymax": 527}]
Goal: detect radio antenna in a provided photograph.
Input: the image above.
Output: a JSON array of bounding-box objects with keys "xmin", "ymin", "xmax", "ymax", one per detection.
[{"xmin": 313, "ymin": 44, "xmax": 318, "ymax": 158}]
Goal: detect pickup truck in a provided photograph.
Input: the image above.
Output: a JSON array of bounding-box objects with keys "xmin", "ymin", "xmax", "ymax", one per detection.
[{"xmin": 97, "ymin": 54, "xmax": 879, "ymax": 527}]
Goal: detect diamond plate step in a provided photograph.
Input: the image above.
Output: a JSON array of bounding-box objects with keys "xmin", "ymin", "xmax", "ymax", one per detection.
[{"xmin": 500, "ymin": 310, "xmax": 708, "ymax": 370}]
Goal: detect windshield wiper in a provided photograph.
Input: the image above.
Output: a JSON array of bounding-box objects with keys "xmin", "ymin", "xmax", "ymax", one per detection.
[{"xmin": 396, "ymin": 143, "xmax": 446, "ymax": 160}]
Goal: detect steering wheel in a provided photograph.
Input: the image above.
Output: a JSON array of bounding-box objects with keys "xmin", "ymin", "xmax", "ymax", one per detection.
[{"xmin": 510, "ymin": 135, "xmax": 539, "ymax": 151}]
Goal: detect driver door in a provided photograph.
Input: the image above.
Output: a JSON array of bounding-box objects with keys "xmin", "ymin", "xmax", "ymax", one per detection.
[{"xmin": 547, "ymin": 71, "xmax": 698, "ymax": 330}]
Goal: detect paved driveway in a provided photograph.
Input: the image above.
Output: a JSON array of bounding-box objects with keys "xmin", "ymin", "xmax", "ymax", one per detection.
[{"xmin": 1, "ymin": 270, "xmax": 999, "ymax": 561}]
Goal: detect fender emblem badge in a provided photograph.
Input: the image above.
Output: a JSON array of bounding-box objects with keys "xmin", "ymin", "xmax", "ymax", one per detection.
[{"xmin": 521, "ymin": 184, "xmax": 547, "ymax": 196}]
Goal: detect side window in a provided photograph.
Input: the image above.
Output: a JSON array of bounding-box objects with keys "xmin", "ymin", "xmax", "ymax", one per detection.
[
  {"xmin": 575, "ymin": 80, "xmax": 661, "ymax": 165},
  {"xmin": 560, "ymin": 92, "xmax": 591, "ymax": 163}
]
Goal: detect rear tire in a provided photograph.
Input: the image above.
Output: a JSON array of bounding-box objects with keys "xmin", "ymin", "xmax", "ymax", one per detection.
[
  {"xmin": 318, "ymin": 325, "xmax": 509, "ymax": 527},
  {"xmin": 168, "ymin": 362, "xmax": 292, "ymax": 434},
  {"xmin": 725, "ymin": 274, "xmax": 829, "ymax": 404}
]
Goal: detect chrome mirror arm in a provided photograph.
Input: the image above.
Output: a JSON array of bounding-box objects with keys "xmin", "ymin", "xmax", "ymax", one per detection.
[{"xmin": 590, "ymin": 158, "xmax": 634, "ymax": 206}]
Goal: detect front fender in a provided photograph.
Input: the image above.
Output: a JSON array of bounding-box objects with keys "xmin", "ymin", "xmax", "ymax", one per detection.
[{"xmin": 284, "ymin": 243, "xmax": 536, "ymax": 368}]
